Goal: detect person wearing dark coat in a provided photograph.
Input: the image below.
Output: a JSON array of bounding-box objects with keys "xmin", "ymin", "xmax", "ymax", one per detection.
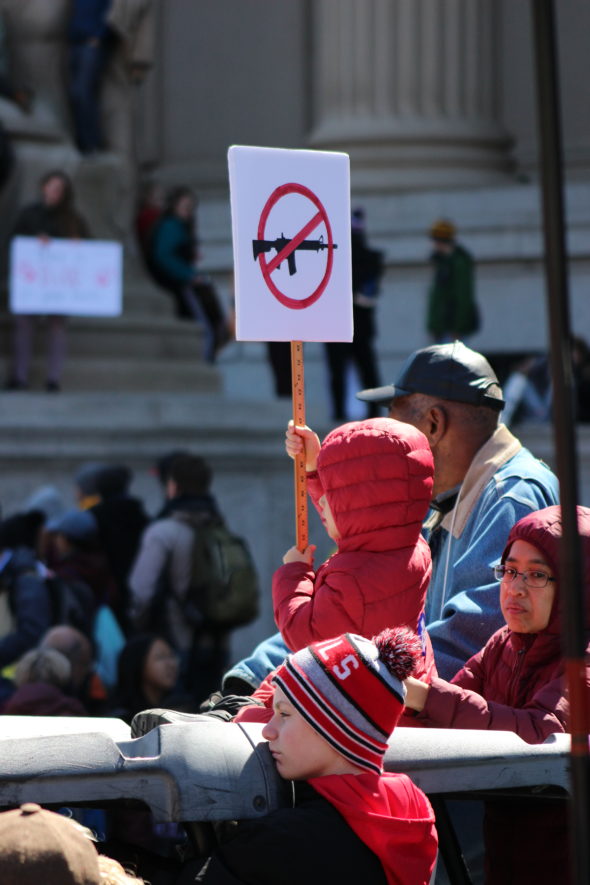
[
  {"xmin": 45, "ymin": 509, "xmax": 117, "ymax": 611},
  {"xmin": 0, "ymin": 545, "xmax": 52, "ymax": 671},
  {"xmin": 324, "ymin": 208, "xmax": 384, "ymax": 420},
  {"xmin": 5, "ymin": 170, "xmax": 90, "ymax": 391},
  {"xmin": 89, "ymin": 464, "xmax": 149, "ymax": 630}
]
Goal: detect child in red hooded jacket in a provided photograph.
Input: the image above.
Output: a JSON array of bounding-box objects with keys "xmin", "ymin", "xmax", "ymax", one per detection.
[
  {"xmin": 403, "ymin": 504, "xmax": 590, "ymax": 885},
  {"xmin": 196, "ymin": 627, "xmax": 437, "ymax": 885},
  {"xmin": 234, "ymin": 417, "xmax": 436, "ymax": 723}
]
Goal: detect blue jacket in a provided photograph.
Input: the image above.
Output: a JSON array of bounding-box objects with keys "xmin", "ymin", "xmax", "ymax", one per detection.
[
  {"xmin": 69, "ymin": 0, "xmax": 111, "ymax": 42},
  {"xmin": 0, "ymin": 548, "xmax": 52, "ymax": 669},
  {"xmin": 424, "ymin": 426, "xmax": 559, "ymax": 680}
]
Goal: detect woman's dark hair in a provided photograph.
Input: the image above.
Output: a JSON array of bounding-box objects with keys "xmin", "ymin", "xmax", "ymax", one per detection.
[
  {"xmin": 168, "ymin": 454, "xmax": 212, "ymax": 496},
  {"xmin": 165, "ymin": 186, "xmax": 196, "ymax": 216},
  {"xmin": 0, "ymin": 509, "xmax": 45, "ymax": 551},
  {"xmin": 114, "ymin": 634, "xmax": 173, "ymax": 721},
  {"xmin": 40, "ymin": 170, "xmax": 74, "ymax": 209},
  {"xmin": 39, "ymin": 169, "xmax": 87, "ymax": 238}
]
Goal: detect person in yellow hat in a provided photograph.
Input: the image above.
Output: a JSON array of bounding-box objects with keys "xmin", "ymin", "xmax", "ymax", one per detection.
[{"xmin": 426, "ymin": 219, "xmax": 479, "ymax": 342}]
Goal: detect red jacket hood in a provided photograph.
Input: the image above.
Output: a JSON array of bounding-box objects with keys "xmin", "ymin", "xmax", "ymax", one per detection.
[
  {"xmin": 317, "ymin": 418, "xmax": 434, "ymax": 554},
  {"xmin": 310, "ymin": 772, "xmax": 437, "ymax": 885},
  {"xmin": 501, "ymin": 504, "xmax": 590, "ymax": 635}
]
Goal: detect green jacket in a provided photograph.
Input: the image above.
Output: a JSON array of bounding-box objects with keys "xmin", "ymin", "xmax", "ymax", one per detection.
[{"xmin": 426, "ymin": 243, "xmax": 479, "ymax": 338}]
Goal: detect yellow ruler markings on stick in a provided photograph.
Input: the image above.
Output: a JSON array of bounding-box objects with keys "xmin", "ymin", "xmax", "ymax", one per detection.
[{"xmin": 290, "ymin": 340, "xmax": 308, "ymax": 552}]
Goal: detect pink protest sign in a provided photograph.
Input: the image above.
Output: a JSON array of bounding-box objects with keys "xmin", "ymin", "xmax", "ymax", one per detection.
[{"xmin": 9, "ymin": 237, "xmax": 123, "ymax": 316}]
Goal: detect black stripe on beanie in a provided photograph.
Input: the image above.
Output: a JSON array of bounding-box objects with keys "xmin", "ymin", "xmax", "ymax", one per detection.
[
  {"xmin": 308, "ymin": 637, "xmax": 403, "ymax": 738},
  {"xmin": 274, "ymin": 670, "xmax": 383, "ymax": 774},
  {"xmin": 284, "ymin": 656, "xmax": 387, "ymax": 755}
]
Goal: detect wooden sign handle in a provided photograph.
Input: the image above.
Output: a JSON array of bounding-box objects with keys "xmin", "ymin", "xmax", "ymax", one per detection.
[{"xmin": 291, "ymin": 340, "xmax": 308, "ymax": 552}]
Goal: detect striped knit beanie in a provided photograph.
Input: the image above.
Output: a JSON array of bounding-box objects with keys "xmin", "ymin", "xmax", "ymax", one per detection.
[{"xmin": 273, "ymin": 627, "xmax": 421, "ymax": 775}]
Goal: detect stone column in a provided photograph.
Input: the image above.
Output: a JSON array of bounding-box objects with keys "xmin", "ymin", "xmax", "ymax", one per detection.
[{"xmin": 309, "ymin": 0, "xmax": 512, "ymax": 190}]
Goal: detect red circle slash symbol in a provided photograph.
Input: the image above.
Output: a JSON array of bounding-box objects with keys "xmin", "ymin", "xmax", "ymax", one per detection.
[{"xmin": 253, "ymin": 182, "xmax": 337, "ymax": 310}]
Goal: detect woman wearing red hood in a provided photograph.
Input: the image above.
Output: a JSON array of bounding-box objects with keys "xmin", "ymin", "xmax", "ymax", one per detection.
[{"xmin": 404, "ymin": 504, "xmax": 590, "ymax": 884}]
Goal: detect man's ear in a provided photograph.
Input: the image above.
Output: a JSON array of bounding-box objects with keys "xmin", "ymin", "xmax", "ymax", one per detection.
[{"xmin": 424, "ymin": 404, "xmax": 448, "ymax": 447}]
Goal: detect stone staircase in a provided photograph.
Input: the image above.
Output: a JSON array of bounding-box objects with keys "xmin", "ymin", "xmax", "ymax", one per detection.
[{"xmin": 0, "ymin": 254, "xmax": 222, "ymax": 393}]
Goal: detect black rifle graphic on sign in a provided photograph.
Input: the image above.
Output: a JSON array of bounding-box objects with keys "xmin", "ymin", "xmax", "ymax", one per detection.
[{"xmin": 252, "ymin": 233, "xmax": 338, "ymax": 276}]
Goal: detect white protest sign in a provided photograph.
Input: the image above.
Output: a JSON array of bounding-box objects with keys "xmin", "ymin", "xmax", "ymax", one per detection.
[
  {"xmin": 9, "ymin": 237, "xmax": 123, "ymax": 317},
  {"xmin": 228, "ymin": 145, "xmax": 352, "ymax": 342}
]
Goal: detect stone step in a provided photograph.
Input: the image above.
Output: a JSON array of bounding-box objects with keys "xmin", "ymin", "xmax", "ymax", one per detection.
[
  {"xmin": 3, "ymin": 356, "xmax": 220, "ymax": 393},
  {"xmin": 0, "ymin": 313, "xmax": 208, "ymax": 361}
]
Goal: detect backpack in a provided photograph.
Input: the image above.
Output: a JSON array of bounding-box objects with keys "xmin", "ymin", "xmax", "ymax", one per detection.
[{"xmin": 173, "ymin": 513, "xmax": 260, "ymax": 630}]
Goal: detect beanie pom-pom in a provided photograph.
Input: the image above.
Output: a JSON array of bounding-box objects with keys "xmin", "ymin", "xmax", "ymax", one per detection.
[{"xmin": 374, "ymin": 627, "xmax": 422, "ymax": 680}]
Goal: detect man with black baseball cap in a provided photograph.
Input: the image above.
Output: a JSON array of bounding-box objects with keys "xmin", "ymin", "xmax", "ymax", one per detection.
[
  {"xmin": 357, "ymin": 340, "xmax": 559, "ymax": 678},
  {"xmin": 172, "ymin": 341, "xmax": 558, "ymax": 699},
  {"xmin": 357, "ymin": 340, "xmax": 505, "ymax": 413}
]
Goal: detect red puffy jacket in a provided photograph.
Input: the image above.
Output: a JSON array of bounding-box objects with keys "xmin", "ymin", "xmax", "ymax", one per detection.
[
  {"xmin": 237, "ymin": 419, "xmax": 436, "ymax": 724},
  {"xmin": 273, "ymin": 418, "xmax": 434, "ymax": 651}
]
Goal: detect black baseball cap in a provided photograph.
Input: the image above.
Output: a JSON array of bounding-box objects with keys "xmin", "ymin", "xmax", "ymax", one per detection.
[{"xmin": 356, "ymin": 341, "xmax": 505, "ymax": 411}]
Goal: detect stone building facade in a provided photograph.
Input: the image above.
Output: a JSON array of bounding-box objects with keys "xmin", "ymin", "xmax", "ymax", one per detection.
[{"xmin": 137, "ymin": 0, "xmax": 590, "ymax": 402}]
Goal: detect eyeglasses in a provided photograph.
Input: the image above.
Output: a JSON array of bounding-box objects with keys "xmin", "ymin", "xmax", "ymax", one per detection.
[{"xmin": 493, "ymin": 564, "xmax": 556, "ymax": 589}]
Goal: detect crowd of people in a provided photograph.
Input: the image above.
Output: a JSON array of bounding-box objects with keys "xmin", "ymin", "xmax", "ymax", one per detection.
[
  {"xmin": 0, "ymin": 451, "xmax": 236, "ymax": 721},
  {"xmin": 1, "ymin": 340, "xmax": 588, "ymax": 885}
]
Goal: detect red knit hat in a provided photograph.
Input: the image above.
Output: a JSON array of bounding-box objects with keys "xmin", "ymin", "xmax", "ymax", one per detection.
[{"xmin": 273, "ymin": 627, "xmax": 421, "ymax": 774}]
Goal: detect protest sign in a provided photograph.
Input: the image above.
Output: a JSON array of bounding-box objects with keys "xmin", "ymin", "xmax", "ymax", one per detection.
[
  {"xmin": 228, "ymin": 145, "xmax": 352, "ymax": 342},
  {"xmin": 9, "ymin": 237, "xmax": 123, "ymax": 317}
]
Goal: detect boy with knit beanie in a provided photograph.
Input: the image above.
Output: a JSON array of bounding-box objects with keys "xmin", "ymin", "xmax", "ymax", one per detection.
[{"xmin": 196, "ymin": 627, "xmax": 438, "ymax": 885}]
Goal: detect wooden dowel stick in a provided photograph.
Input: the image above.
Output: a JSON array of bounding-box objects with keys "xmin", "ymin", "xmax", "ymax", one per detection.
[{"xmin": 290, "ymin": 340, "xmax": 308, "ymax": 552}]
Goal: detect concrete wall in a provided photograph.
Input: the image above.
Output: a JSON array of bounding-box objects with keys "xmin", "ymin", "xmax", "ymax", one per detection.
[
  {"xmin": 144, "ymin": 1, "xmax": 590, "ymax": 191},
  {"xmin": 145, "ymin": 0, "xmax": 309, "ymax": 190}
]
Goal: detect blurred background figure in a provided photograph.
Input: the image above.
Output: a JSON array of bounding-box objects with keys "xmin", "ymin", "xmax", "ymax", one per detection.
[
  {"xmin": 265, "ymin": 341, "xmax": 292, "ymax": 399},
  {"xmin": 134, "ymin": 179, "xmax": 165, "ymax": 264},
  {"xmin": 426, "ymin": 218, "xmax": 479, "ymax": 344},
  {"xmin": 67, "ymin": 0, "xmax": 112, "ymax": 154},
  {"xmin": 73, "ymin": 461, "xmax": 107, "ymax": 510},
  {"xmin": 324, "ymin": 207, "xmax": 385, "ymax": 420},
  {"xmin": 88, "ymin": 464, "xmax": 149, "ymax": 630},
  {"xmin": 4, "ymin": 170, "xmax": 90, "ymax": 392},
  {"xmin": 40, "ymin": 624, "xmax": 109, "ymax": 716},
  {"xmin": 1, "ymin": 646, "xmax": 86, "ymax": 715},
  {"xmin": 147, "ymin": 186, "xmax": 228, "ymax": 362},
  {"xmin": 150, "ymin": 448, "xmax": 189, "ymax": 518},
  {"xmin": 572, "ymin": 334, "xmax": 590, "ymax": 422},
  {"xmin": 0, "ymin": 510, "xmax": 51, "ymax": 673},
  {"xmin": 500, "ymin": 354, "xmax": 552, "ymax": 427},
  {"xmin": 107, "ymin": 633, "xmax": 184, "ymax": 723},
  {"xmin": 44, "ymin": 509, "xmax": 116, "ymax": 614}
]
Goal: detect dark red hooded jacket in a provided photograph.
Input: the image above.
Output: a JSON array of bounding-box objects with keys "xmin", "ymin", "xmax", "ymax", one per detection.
[
  {"xmin": 415, "ymin": 505, "xmax": 590, "ymax": 885},
  {"xmin": 416, "ymin": 504, "xmax": 590, "ymax": 741}
]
